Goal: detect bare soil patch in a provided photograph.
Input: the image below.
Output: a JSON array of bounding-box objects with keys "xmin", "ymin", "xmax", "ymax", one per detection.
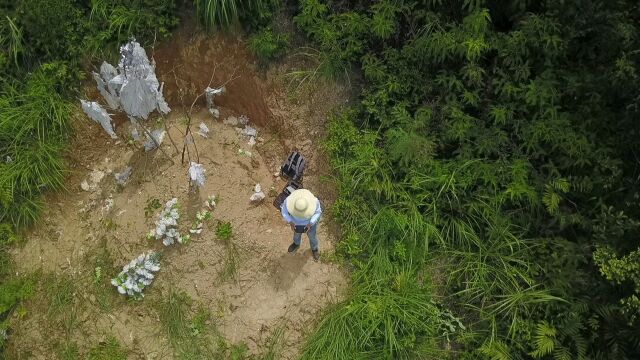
[{"xmin": 6, "ymin": 23, "xmax": 351, "ymax": 360}]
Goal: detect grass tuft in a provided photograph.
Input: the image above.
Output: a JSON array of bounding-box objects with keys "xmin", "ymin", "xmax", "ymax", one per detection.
[
  {"xmin": 88, "ymin": 238, "xmax": 118, "ymax": 312},
  {"xmin": 156, "ymin": 290, "xmax": 252, "ymax": 359},
  {"xmin": 45, "ymin": 275, "xmax": 75, "ymax": 319},
  {"xmin": 258, "ymin": 324, "xmax": 286, "ymax": 360},
  {"xmin": 88, "ymin": 336, "xmax": 127, "ymax": 360},
  {"xmin": 194, "ymin": 0, "xmax": 240, "ymax": 29},
  {"xmin": 215, "ymin": 221, "xmax": 239, "ymax": 281},
  {"xmin": 0, "ymin": 64, "xmax": 75, "ymax": 227},
  {"xmin": 56, "ymin": 341, "xmax": 79, "ymax": 360},
  {"xmin": 157, "ymin": 290, "xmax": 222, "ymax": 359},
  {"xmin": 220, "ymin": 242, "xmax": 239, "ymax": 282}
]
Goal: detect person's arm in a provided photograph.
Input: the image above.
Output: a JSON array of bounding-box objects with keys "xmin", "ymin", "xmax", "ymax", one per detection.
[
  {"xmin": 309, "ymin": 200, "xmax": 322, "ymax": 225},
  {"xmin": 281, "ymin": 201, "xmax": 295, "ymax": 230}
]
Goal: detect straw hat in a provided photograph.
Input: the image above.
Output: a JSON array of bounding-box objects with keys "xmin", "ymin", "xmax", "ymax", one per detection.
[{"xmin": 286, "ymin": 189, "xmax": 318, "ymax": 219}]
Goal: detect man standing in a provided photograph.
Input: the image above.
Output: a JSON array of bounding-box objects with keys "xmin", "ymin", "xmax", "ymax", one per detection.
[{"xmin": 280, "ymin": 189, "xmax": 322, "ymax": 261}]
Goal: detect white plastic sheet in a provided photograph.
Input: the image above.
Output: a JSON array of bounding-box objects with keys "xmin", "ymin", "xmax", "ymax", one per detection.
[
  {"xmin": 81, "ymin": 100, "xmax": 117, "ymax": 139},
  {"xmin": 115, "ymin": 166, "xmax": 133, "ymax": 186},
  {"xmin": 144, "ymin": 129, "xmax": 166, "ymax": 151},
  {"xmin": 85, "ymin": 39, "xmax": 171, "ymax": 138},
  {"xmin": 153, "ymin": 198, "xmax": 186, "ymax": 246},
  {"xmin": 250, "ymin": 183, "xmax": 266, "ymax": 202},
  {"xmin": 197, "ymin": 122, "xmax": 210, "ymax": 138},
  {"xmin": 243, "ymin": 126, "xmax": 257, "ymax": 137},
  {"xmin": 205, "ymin": 87, "xmax": 225, "ymax": 118},
  {"xmin": 189, "ymin": 162, "xmax": 206, "ymax": 188},
  {"xmin": 93, "ymin": 62, "xmax": 120, "ymax": 110}
]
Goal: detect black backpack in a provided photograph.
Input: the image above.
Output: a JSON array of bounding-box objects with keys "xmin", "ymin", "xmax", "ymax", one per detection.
[
  {"xmin": 280, "ymin": 151, "xmax": 305, "ymax": 183},
  {"xmin": 273, "ymin": 181, "xmax": 302, "ymax": 210}
]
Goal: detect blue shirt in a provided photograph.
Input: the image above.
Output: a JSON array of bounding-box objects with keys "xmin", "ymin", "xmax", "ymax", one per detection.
[{"xmin": 281, "ymin": 198, "xmax": 322, "ymax": 226}]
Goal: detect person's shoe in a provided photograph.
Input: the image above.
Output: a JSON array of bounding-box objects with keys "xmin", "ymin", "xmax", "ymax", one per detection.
[
  {"xmin": 312, "ymin": 249, "xmax": 320, "ymax": 261},
  {"xmin": 288, "ymin": 243, "xmax": 300, "ymax": 253}
]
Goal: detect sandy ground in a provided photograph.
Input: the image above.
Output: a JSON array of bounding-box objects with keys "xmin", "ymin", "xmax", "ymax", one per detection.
[{"xmin": 6, "ymin": 21, "xmax": 352, "ymax": 360}]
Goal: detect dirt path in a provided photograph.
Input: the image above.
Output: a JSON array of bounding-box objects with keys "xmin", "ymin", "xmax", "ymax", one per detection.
[{"xmin": 6, "ymin": 23, "xmax": 351, "ymax": 360}]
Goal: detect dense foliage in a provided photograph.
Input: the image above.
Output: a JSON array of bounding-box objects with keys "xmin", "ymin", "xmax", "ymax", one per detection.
[{"xmin": 294, "ymin": 0, "xmax": 640, "ymax": 359}]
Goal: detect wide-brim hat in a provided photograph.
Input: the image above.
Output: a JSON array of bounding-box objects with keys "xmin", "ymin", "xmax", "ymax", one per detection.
[{"xmin": 286, "ymin": 189, "xmax": 318, "ymax": 219}]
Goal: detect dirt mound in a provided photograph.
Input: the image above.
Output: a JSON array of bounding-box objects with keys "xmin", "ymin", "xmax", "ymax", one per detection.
[{"xmin": 154, "ymin": 23, "xmax": 272, "ymax": 127}]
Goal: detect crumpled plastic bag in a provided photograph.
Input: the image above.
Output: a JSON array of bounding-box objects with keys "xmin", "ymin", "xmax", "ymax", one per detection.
[
  {"xmin": 119, "ymin": 77, "xmax": 161, "ymax": 119},
  {"xmin": 131, "ymin": 126, "xmax": 141, "ymax": 141},
  {"xmin": 144, "ymin": 129, "xmax": 166, "ymax": 151},
  {"xmin": 189, "ymin": 162, "xmax": 206, "ymax": 188},
  {"xmin": 115, "ymin": 166, "xmax": 133, "ymax": 185},
  {"xmin": 250, "ymin": 183, "xmax": 266, "ymax": 203},
  {"xmin": 93, "ymin": 62, "xmax": 120, "ymax": 110},
  {"xmin": 205, "ymin": 87, "xmax": 225, "ymax": 118},
  {"xmin": 197, "ymin": 122, "xmax": 210, "ymax": 138},
  {"xmin": 91, "ymin": 40, "xmax": 171, "ymax": 122},
  {"xmin": 243, "ymin": 126, "xmax": 257, "ymax": 137},
  {"xmin": 81, "ymin": 100, "xmax": 117, "ymax": 139}
]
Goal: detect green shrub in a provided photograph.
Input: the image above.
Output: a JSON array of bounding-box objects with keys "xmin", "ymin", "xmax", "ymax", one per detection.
[
  {"xmin": 14, "ymin": 0, "xmax": 85, "ymax": 63},
  {"xmin": 0, "ymin": 224, "xmax": 15, "ymax": 247},
  {"xmin": 86, "ymin": 0, "xmax": 179, "ymax": 57},
  {"xmin": 0, "ymin": 224, "xmax": 16, "ymax": 280},
  {"xmin": 249, "ymin": 27, "xmax": 289, "ymax": 62},
  {"xmin": 0, "ymin": 276, "xmax": 35, "ymax": 350},
  {"xmin": 0, "ymin": 277, "xmax": 34, "ymax": 315},
  {"xmin": 215, "ymin": 221, "xmax": 233, "ymax": 241}
]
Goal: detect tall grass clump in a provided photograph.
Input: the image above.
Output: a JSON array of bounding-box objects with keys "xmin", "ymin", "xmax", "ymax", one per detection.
[
  {"xmin": 215, "ymin": 221, "xmax": 239, "ymax": 281},
  {"xmin": 194, "ymin": 0, "xmax": 279, "ymax": 30},
  {"xmin": 0, "ymin": 16, "xmax": 24, "ymax": 68},
  {"xmin": 0, "ymin": 63, "xmax": 76, "ymax": 227},
  {"xmin": 195, "ymin": 0, "xmax": 240, "ymax": 28},
  {"xmin": 302, "ymin": 249, "xmax": 454, "ymax": 360}
]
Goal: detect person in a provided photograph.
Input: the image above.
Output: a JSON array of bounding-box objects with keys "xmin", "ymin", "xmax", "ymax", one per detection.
[{"xmin": 280, "ymin": 189, "xmax": 322, "ymax": 261}]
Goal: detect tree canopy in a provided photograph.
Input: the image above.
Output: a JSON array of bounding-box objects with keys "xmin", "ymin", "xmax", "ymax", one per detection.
[{"xmin": 296, "ymin": 0, "xmax": 640, "ymax": 358}]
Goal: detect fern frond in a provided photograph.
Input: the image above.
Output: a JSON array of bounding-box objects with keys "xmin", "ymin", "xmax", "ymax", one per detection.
[
  {"xmin": 552, "ymin": 346, "xmax": 571, "ymax": 360},
  {"xmin": 479, "ymin": 340, "xmax": 512, "ymax": 360},
  {"xmin": 530, "ymin": 321, "xmax": 557, "ymax": 358}
]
